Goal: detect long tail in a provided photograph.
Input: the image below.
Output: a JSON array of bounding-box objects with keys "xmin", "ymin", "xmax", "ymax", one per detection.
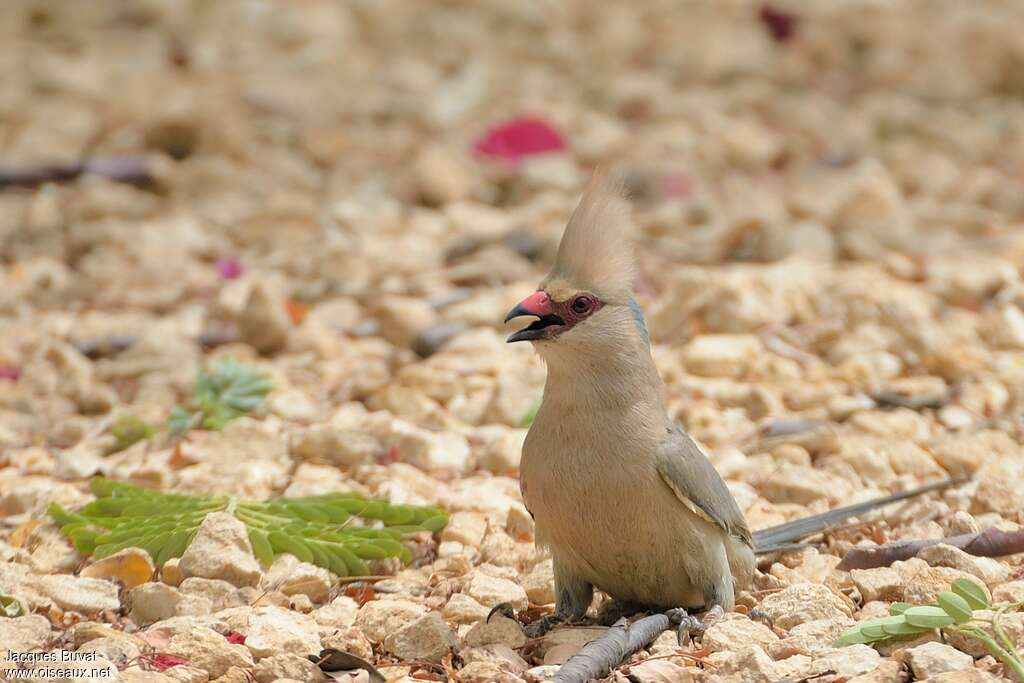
[{"xmin": 752, "ymin": 477, "xmax": 967, "ymax": 554}]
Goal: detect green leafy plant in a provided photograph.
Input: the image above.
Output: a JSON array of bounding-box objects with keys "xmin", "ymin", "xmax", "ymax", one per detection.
[
  {"xmin": 49, "ymin": 478, "xmax": 448, "ymax": 578},
  {"xmin": 836, "ymin": 578, "xmax": 1024, "ymax": 680},
  {"xmin": 169, "ymin": 357, "xmax": 273, "ymax": 433}
]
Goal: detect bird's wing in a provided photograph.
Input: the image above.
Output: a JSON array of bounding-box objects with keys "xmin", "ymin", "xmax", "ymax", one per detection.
[{"xmin": 655, "ymin": 428, "xmax": 753, "ymax": 548}]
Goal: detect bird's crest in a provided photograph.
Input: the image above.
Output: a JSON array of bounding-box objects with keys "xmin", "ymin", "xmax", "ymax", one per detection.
[{"xmin": 546, "ymin": 169, "xmax": 635, "ymax": 300}]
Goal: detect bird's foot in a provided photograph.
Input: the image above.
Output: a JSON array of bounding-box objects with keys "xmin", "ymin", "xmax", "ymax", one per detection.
[
  {"xmin": 487, "ymin": 602, "xmax": 568, "ymax": 638},
  {"xmin": 668, "ymin": 604, "xmax": 725, "ymax": 646},
  {"xmin": 523, "ymin": 612, "xmax": 566, "ymax": 638},
  {"xmin": 486, "ymin": 602, "xmax": 517, "ymax": 623}
]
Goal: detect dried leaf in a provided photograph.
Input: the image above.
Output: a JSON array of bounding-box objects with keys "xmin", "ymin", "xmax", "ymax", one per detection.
[
  {"xmin": 310, "ymin": 649, "xmax": 384, "ymax": 683},
  {"xmin": 10, "ymin": 519, "xmax": 44, "ymax": 548},
  {"xmin": 80, "ymin": 547, "xmax": 155, "ymax": 589}
]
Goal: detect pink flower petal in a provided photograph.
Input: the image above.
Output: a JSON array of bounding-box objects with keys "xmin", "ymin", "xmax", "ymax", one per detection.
[
  {"xmin": 216, "ymin": 256, "xmax": 244, "ymax": 280},
  {"xmin": 473, "ymin": 117, "xmax": 567, "ymax": 163},
  {"xmin": 759, "ymin": 4, "xmax": 799, "ymax": 43},
  {"xmin": 150, "ymin": 654, "xmax": 189, "ymax": 671},
  {"xmin": 0, "ymin": 366, "xmax": 19, "ymax": 382},
  {"xmin": 661, "ymin": 171, "xmax": 692, "ymax": 199},
  {"xmin": 225, "ymin": 632, "xmax": 246, "ymax": 645}
]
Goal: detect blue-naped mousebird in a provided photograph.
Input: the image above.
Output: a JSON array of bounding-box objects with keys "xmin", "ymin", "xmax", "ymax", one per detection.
[{"xmin": 504, "ymin": 170, "xmax": 959, "ymax": 636}]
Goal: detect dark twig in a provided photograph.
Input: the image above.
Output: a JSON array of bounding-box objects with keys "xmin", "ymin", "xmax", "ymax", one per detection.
[
  {"xmin": 553, "ymin": 611, "xmax": 680, "ymax": 683},
  {"xmin": 838, "ymin": 527, "xmax": 1024, "ymax": 570},
  {"xmin": 0, "ymin": 156, "xmax": 154, "ymax": 189}
]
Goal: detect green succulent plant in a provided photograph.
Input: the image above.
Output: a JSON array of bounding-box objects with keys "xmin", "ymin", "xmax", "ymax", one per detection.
[
  {"xmin": 836, "ymin": 578, "xmax": 1024, "ymax": 681},
  {"xmin": 49, "ymin": 478, "xmax": 448, "ymax": 578},
  {"xmin": 169, "ymin": 357, "xmax": 273, "ymax": 433}
]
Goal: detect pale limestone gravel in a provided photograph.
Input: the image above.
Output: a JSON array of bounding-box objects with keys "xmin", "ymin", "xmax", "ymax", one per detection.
[{"xmin": 1, "ymin": 1, "xmax": 1024, "ymax": 681}]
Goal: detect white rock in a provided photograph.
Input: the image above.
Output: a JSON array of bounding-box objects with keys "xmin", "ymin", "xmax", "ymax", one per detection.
[
  {"xmin": 78, "ymin": 635, "xmax": 143, "ymax": 669},
  {"xmin": 682, "ymin": 334, "xmax": 763, "ymax": 378},
  {"xmin": 916, "ymin": 543, "xmax": 1010, "ymax": 585},
  {"xmin": 354, "ymin": 598, "xmax": 428, "ymax": 642},
  {"xmin": 243, "ymin": 606, "xmax": 321, "ymax": 659},
  {"xmin": 759, "ymin": 583, "xmax": 853, "ymax": 630},
  {"xmin": 850, "ymin": 567, "xmax": 904, "ymax": 602},
  {"xmin": 466, "ymin": 571, "xmax": 528, "ymax": 610},
  {"xmin": 252, "ymin": 653, "xmax": 323, "ymax": 683},
  {"xmin": 520, "ymin": 560, "xmax": 555, "ymax": 605},
  {"xmin": 443, "ymin": 592, "xmax": 490, "ymax": 625},
  {"xmin": 178, "ymin": 512, "xmax": 262, "ymax": 588},
  {"xmin": 129, "ymin": 582, "xmax": 212, "ymax": 625},
  {"xmin": 471, "ymin": 425, "xmax": 525, "ymax": 473},
  {"xmin": 0, "ymin": 615, "xmax": 53, "ymax": 665},
  {"xmin": 463, "ymin": 615, "xmax": 526, "ymax": 649},
  {"xmin": 313, "ymin": 595, "xmax": 359, "ymax": 629},
  {"xmin": 811, "ymin": 645, "xmax": 882, "ymax": 679},
  {"xmin": 32, "ymin": 574, "xmax": 120, "ymax": 614},
  {"xmin": 702, "ymin": 613, "xmax": 778, "ymax": 653},
  {"xmin": 165, "ymin": 627, "xmax": 254, "ymax": 679},
  {"xmin": 238, "ymin": 282, "xmax": 291, "ymax": 354},
  {"xmin": 264, "ymin": 554, "xmax": 332, "ymax": 602},
  {"xmin": 374, "ymin": 296, "xmax": 440, "ymax": 349},
  {"xmin": 383, "ymin": 611, "xmax": 458, "ymax": 663},
  {"xmin": 441, "ymin": 511, "xmax": 488, "ymax": 547},
  {"xmin": 902, "ymin": 641, "xmax": 974, "ymax": 679},
  {"xmin": 178, "ymin": 577, "xmax": 249, "ymax": 611}
]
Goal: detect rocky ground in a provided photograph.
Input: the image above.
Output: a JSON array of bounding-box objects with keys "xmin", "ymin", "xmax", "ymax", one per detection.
[{"xmin": 3, "ymin": 0, "xmax": 1024, "ymax": 681}]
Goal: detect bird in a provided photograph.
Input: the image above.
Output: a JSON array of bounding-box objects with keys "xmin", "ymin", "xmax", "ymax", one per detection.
[{"xmin": 504, "ymin": 170, "xmax": 959, "ymax": 637}]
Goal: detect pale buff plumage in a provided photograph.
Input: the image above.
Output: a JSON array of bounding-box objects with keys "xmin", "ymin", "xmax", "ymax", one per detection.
[{"xmin": 519, "ymin": 172, "xmax": 755, "ymax": 623}]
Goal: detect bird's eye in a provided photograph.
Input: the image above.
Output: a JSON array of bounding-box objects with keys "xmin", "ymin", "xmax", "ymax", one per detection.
[{"xmin": 571, "ymin": 295, "xmax": 594, "ymax": 314}]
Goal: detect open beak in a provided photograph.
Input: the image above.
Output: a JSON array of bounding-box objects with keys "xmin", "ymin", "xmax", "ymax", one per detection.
[{"xmin": 504, "ymin": 291, "xmax": 564, "ymax": 343}]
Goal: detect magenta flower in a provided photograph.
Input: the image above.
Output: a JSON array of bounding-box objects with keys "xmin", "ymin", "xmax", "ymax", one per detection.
[
  {"xmin": 216, "ymin": 256, "xmax": 244, "ymax": 280},
  {"xmin": 473, "ymin": 117, "xmax": 567, "ymax": 163},
  {"xmin": 0, "ymin": 366, "xmax": 19, "ymax": 382}
]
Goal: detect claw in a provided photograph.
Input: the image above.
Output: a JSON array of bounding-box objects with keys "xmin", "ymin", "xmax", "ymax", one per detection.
[
  {"xmin": 747, "ymin": 607, "xmax": 774, "ymax": 629},
  {"xmin": 486, "ymin": 602, "xmax": 517, "ymax": 623},
  {"xmin": 668, "ymin": 605, "xmax": 725, "ymax": 646},
  {"xmin": 523, "ymin": 613, "xmax": 564, "ymax": 638}
]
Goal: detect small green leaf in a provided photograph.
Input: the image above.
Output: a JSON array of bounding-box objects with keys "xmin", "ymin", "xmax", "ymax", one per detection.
[
  {"xmin": 889, "ymin": 602, "xmax": 913, "ymax": 615},
  {"xmin": 861, "ymin": 615, "xmax": 907, "ymax": 640},
  {"xmin": 903, "ymin": 605, "xmax": 955, "ymax": 629},
  {"xmin": 249, "ymin": 529, "xmax": 274, "ymax": 567},
  {"xmin": 106, "ymin": 415, "xmax": 156, "ymax": 455},
  {"xmin": 951, "ymin": 578, "xmax": 989, "ymax": 610},
  {"xmin": 421, "ymin": 514, "xmax": 449, "ymax": 533},
  {"xmin": 268, "ymin": 531, "xmax": 314, "ymax": 563},
  {"xmin": 835, "ymin": 625, "xmax": 872, "ymax": 647},
  {"xmin": 882, "ymin": 619, "xmax": 930, "ymax": 637},
  {"xmin": 1, "ymin": 593, "xmax": 24, "ymax": 618},
  {"xmin": 937, "ymin": 591, "xmax": 974, "ymax": 623}
]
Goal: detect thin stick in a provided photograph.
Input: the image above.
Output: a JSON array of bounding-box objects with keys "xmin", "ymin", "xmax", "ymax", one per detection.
[{"xmin": 838, "ymin": 527, "xmax": 1024, "ymax": 571}]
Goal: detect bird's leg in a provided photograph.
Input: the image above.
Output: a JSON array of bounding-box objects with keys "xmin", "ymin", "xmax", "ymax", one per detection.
[
  {"xmin": 523, "ymin": 559, "xmax": 593, "ymax": 638},
  {"xmin": 671, "ymin": 604, "xmax": 725, "ymax": 645}
]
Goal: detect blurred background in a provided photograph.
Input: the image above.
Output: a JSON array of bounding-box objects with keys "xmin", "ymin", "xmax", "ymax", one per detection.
[
  {"xmin": 3, "ymin": 3, "xmax": 1024, "ymax": 679},
  {"xmin": 3, "ymin": 0, "xmax": 1024, "ymax": 496}
]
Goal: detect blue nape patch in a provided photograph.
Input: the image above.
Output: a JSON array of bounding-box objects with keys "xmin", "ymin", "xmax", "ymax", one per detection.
[{"xmin": 629, "ymin": 297, "xmax": 649, "ymax": 344}]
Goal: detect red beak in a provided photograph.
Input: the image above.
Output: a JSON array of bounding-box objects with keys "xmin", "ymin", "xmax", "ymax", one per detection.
[
  {"xmin": 504, "ymin": 291, "xmax": 563, "ymax": 343},
  {"xmin": 504, "ymin": 291, "xmax": 552, "ymax": 321}
]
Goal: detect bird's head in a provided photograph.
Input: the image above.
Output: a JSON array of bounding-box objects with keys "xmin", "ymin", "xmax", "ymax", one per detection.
[{"xmin": 505, "ymin": 170, "xmax": 648, "ymax": 356}]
